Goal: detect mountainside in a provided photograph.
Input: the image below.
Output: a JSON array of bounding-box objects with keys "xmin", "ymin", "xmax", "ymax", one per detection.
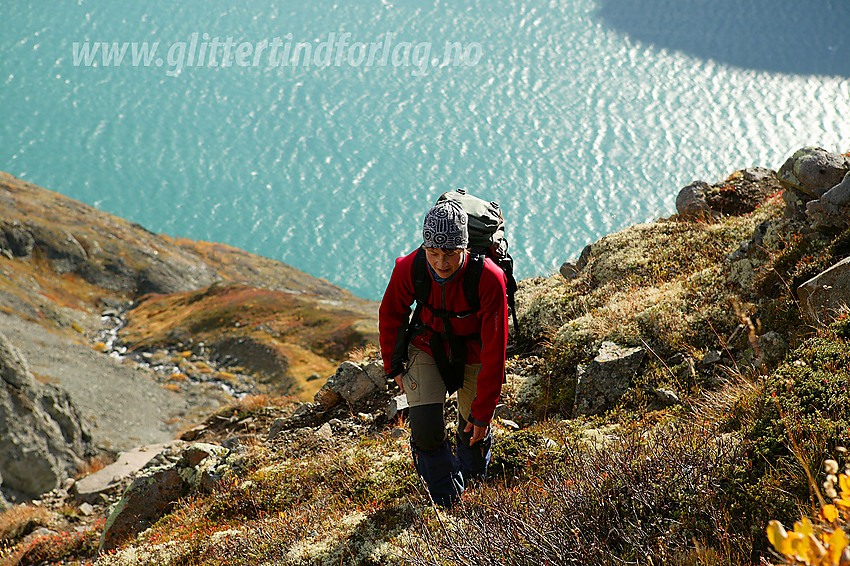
[
  {"xmin": 2, "ymin": 147, "xmax": 850, "ymax": 565},
  {"xmin": 0, "ymin": 171, "xmax": 378, "ymax": 457}
]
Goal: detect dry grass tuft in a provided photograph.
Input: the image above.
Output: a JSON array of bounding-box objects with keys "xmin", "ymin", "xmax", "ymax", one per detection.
[{"xmin": 0, "ymin": 505, "xmax": 53, "ymax": 543}]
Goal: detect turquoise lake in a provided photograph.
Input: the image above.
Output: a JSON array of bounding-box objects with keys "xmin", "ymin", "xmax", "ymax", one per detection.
[{"xmin": 1, "ymin": 1, "xmax": 848, "ymax": 299}]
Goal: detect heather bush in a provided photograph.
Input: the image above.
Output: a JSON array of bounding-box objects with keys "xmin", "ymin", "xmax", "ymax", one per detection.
[
  {"xmin": 0, "ymin": 505, "xmax": 53, "ymax": 544},
  {"xmin": 405, "ymin": 420, "xmax": 749, "ymax": 565}
]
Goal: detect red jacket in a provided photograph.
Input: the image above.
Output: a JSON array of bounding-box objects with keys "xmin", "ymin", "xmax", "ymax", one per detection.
[{"xmin": 379, "ymin": 248, "xmax": 508, "ymax": 424}]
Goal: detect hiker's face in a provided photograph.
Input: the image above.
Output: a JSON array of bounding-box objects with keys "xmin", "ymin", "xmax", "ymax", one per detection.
[{"xmin": 424, "ymin": 247, "xmax": 466, "ymax": 279}]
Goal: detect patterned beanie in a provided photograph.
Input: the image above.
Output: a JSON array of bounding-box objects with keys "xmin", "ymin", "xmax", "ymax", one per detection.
[{"xmin": 422, "ymin": 200, "xmax": 468, "ymax": 249}]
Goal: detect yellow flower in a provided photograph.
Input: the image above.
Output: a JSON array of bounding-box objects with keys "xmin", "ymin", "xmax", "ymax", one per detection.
[
  {"xmin": 827, "ymin": 528, "xmax": 849, "ymax": 565},
  {"xmin": 821, "ymin": 505, "xmax": 839, "ymax": 523}
]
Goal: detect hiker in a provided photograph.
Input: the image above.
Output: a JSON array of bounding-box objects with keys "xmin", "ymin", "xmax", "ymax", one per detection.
[{"xmin": 379, "ymin": 199, "xmax": 508, "ymax": 508}]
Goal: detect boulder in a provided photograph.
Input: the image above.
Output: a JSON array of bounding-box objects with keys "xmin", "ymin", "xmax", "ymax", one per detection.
[
  {"xmin": 0, "ymin": 221, "xmax": 35, "ymax": 257},
  {"xmin": 559, "ymin": 262, "xmax": 580, "ymax": 281},
  {"xmin": 99, "ymin": 466, "xmax": 189, "ymax": 552},
  {"xmin": 740, "ymin": 167, "xmax": 775, "ymax": 183},
  {"xmin": 573, "ymin": 341, "xmax": 646, "ymax": 416},
  {"xmin": 807, "ymin": 172, "xmax": 850, "ymax": 233},
  {"xmin": 25, "ymin": 225, "xmax": 88, "ymax": 274},
  {"xmin": 99, "ymin": 443, "xmax": 233, "ymax": 551},
  {"xmin": 314, "ymin": 361, "xmax": 386, "ymax": 409},
  {"xmin": 782, "ymin": 187, "xmax": 813, "ymax": 220},
  {"xmin": 797, "ymin": 256, "xmax": 850, "ymax": 324},
  {"xmin": 676, "ymin": 181, "xmax": 714, "ymax": 220},
  {"xmin": 778, "ymin": 147, "xmax": 850, "ymax": 199},
  {"xmin": 677, "ymin": 170, "xmax": 781, "ymax": 221},
  {"xmin": 653, "ymin": 388, "xmax": 680, "ymax": 407},
  {"xmin": 0, "ymin": 333, "xmax": 92, "ymax": 497},
  {"xmin": 703, "ymin": 168, "xmax": 781, "ymax": 216}
]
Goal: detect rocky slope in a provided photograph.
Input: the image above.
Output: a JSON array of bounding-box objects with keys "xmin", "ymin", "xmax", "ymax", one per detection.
[
  {"xmin": 0, "ymin": 171, "xmax": 378, "ymax": 493},
  {"xmin": 2, "ymin": 147, "xmax": 850, "ymax": 565}
]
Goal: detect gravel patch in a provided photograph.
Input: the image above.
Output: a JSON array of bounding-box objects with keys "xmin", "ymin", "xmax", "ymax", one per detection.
[{"xmin": 0, "ymin": 312, "xmax": 227, "ymax": 452}]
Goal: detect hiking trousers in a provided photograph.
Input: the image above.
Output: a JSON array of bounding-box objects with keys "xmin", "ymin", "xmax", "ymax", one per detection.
[{"xmin": 402, "ymin": 345, "xmax": 493, "ymax": 507}]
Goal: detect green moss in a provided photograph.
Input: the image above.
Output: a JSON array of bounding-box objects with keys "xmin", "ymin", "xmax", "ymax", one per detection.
[
  {"xmin": 489, "ymin": 429, "xmax": 547, "ymax": 481},
  {"xmin": 538, "ymin": 333, "xmax": 593, "ymax": 418},
  {"xmin": 758, "ymin": 296, "xmax": 806, "ymax": 343},
  {"xmin": 831, "ymin": 315, "xmax": 850, "ymax": 339}
]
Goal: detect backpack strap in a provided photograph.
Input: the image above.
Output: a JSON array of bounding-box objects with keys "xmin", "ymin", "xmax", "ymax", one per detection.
[
  {"xmin": 412, "ymin": 246, "xmax": 430, "ymax": 312},
  {"xmin": 387, "ymin": 248, "xmax": 429, "ymax": 379},
  {"xmin": 462, "ymin": 252, "xmax": 484, "ymax": 314}
]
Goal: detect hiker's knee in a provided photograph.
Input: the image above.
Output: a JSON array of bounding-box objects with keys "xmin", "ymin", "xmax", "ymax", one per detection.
[{"xmin": 409, "ymin": 403, "xmax": 446, "ymax": 452}]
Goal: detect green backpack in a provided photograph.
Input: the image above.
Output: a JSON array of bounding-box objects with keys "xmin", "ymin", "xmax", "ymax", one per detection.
[{"xmin": 434, "ymin": 189, "xmax": 518, "ymax": 329}]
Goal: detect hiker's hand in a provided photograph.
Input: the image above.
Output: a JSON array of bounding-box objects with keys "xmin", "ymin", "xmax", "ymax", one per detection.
[
  {"xmin": 394, "ymin": 374, "xmax": 404, "ymax": 393},
  {"xmin": 464, "ymin": 421, "xmax": 488, "ymax": 445}
]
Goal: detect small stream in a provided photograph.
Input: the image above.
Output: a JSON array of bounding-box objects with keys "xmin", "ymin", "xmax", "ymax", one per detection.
[{"xmin": 96, "ymin": 310, "xmax": 255, "ymax": 400}]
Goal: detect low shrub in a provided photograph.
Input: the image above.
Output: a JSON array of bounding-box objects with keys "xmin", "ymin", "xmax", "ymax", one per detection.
[
  {"xmin": 725, "ymin": 324, "xmax": 850, "ymax": 556},
  {"xmin": 406, "ymin": 420, "xmax": 749, "ymax": 565}
]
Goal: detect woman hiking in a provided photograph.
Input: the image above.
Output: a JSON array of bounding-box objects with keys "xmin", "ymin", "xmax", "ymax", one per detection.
[{"xmin": 379, "ymin": 199, "xmax": 508, "ymax": 508}]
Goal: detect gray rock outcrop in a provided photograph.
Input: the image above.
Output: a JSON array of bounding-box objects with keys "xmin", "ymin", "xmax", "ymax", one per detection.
[
  {"xmin": 0, "ymin": 219, "xmax": 218, "ymax": 296},
  {"xmin": 0, "ymin": 332, "xmax": 92, "ymax": 497},
  {"xmin": 560, "ymin": 244, "xmax": 592, "ymax": 281},
  {"xmin": 778, "ymin": 147, "xmax": 850, "ymax": 199},
  {"xmin": 73, "ymin": 442, "xmax": 182, "ymax": 504},
  {"xmin": 806, "ymin": 172, "xmax": 850, "ymax": 233},
  {"xmin": 573, "ymin": 341, "xmax": 647, "ymax": 416},
  {"xmin": 676, "ymin": 169, "xmax": 781, "ymax": 221},
  {"xmin": 797, "ymin": 256, "xmax": 850, "ymax": 324},
  {"xmin": 100, "ymin": 443, "xmax": 234, "ymax": 552}
]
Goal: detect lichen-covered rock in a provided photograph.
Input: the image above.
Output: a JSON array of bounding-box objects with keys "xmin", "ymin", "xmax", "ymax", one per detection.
[
  {"xmin": 677, "ymin": 170, "xmax": 781, "ymax": 221},
  {"xmin": 782, "ymin": 187, "xmax": 812, "ymax": 220},
  {"xmin": 99, "ymin": 466, "xmax": 189, "ymax": 552},
  {"xmin": 778, "ymin": 147, "xmax": 850, "ymax": 199},
  {"xmin": 73, "ymin": 442, "xmax": 182, "ymax": 504},
  {"xmin": 177, "ymin": 443, "xmax": 231, "ymax": 493},
  {"xmin": 0, "ymin": 221, "xmax": 35, "ymax": 257},
  {"xmin": 0, "ymin": 333, "xmax": 91, "ymax": 497},
  {"xmin": 99, "ymin": 442, "xmax": 234, "ymax": 551},
  {"xmin": 807, "ymin": 172, "xmax": 850, "ymax": 233},
  {"xmin": 703, "ymin": 168, "xmax": 782, "ymax": 216},
  {"xmin": 573, "ymin": 341, "xmax": 646, "ymax": 416},
  {"xmin": 314, "ymin": 361, "xmax": 386, "ymax": 409}
]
